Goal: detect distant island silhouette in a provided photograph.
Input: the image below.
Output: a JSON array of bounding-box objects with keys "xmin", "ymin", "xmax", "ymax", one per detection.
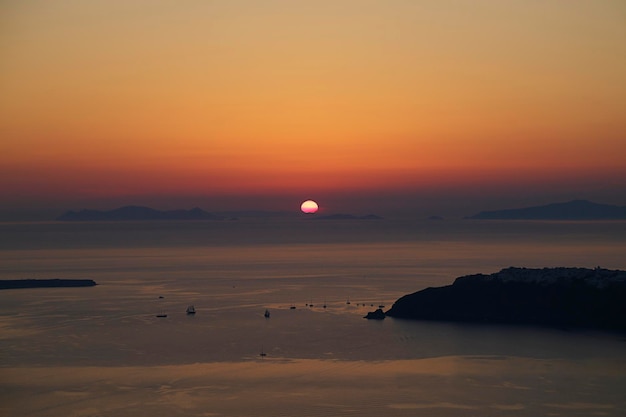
[
  {"xmin": 427, "ymin": 215, "xmax": 444, "ymax": 221},
  {"xmin": 311, "ymin": 214, "xmax": 383, "ymax": 220},
  {"xmin": 0, "ymin": 279, "xmax": 97, "ymax": 290},
  {"xmin": 468, "ymin": 200, "xmax": 626, "ymax": 220},
  {"xmin": 57, "ymin": 206, "xmax": 222, "ymax": 221},
  {"xmin": 386, "ymin": 267, "xmax": 626, "ymax": 331}
]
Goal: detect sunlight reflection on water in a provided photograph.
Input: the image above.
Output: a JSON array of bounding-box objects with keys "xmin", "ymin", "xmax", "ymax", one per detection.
[{"xmin": 1, "ymin": 219, "xmax": 625, "ymax": 416}]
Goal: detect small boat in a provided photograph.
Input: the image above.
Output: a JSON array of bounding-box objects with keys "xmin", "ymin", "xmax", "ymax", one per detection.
[
  {"xmin": 290, "ymin": 305, "xmax": 296, "ymax": 310},
  {"xmin": 186, "ymin": 305, "xmax": 196, "ymax": 315},
  {"xmin": 264, "ymin": 309, "xmax": 270, "ymax": 318},
  {"xmin": 156, "ymin": 296, "xmax": 167, "ymax": 317}
]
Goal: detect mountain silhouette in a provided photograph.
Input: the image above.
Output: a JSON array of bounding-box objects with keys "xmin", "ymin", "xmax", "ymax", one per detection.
[
  {"xmin": 311, "ymin": 213, "xmax": 383, "ymax": 220},
  {"xmin": 468, "ymin": 200, "xmax": 626, "ymax": 220},
  {"xmin": 57, "ymin": 206, "xmax": 221, "ymax": 221}
]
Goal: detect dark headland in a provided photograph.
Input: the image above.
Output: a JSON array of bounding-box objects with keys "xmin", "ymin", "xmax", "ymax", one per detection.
[
  {"xmin": 468, "ymin": 200, "xmax": 626, "ymax": 220},
  {"xmin": 0, "ymin": 279, "xmax": 97, "ymax": 290},
  {"xmin": 385, "ymin": 267, "xmax": 626, "ymax": 331}
]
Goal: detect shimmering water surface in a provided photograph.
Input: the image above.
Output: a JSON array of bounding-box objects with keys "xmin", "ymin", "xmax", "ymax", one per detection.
[{"xmin": 1, "ymin": 219, "xmax": 625, "ymax": 416}]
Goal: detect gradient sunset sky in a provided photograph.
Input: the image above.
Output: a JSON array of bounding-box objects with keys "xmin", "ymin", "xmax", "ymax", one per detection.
[{"xmin": 1, "ymin": 1, "xmax": 625, "ymax": 218}]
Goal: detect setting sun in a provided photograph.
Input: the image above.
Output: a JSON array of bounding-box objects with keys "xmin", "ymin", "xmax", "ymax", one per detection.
[{"xmin": 300, "ymin": 200, "xmax": 319, "ymax": 214}]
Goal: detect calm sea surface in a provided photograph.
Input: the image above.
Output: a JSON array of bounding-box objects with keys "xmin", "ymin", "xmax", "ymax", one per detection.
[{"xmin": 1, "ymin": 219, "xmax": 625, "ymax": 416}]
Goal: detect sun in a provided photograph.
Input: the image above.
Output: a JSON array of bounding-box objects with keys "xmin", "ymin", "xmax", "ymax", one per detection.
[{"xmin": 300, "ymin": 200, "xmax": 319, "ymax": 214}]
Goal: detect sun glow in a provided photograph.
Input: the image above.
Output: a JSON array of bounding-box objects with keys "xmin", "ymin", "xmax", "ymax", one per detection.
[
  {"xmin": 300, "ymin": 200, "xmax": 319, "ymax": 214},
  {"xmin": 1, "ymin": 2, "xmax": 625, "ymax": 214}
]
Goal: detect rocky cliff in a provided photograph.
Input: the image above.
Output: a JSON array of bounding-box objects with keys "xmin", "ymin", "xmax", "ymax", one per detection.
[{"xmin": 386, "ymin": 267, "xmax": 626, "ymax": 331}]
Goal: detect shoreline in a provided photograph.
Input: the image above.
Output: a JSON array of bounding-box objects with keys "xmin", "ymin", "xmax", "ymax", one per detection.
[{"xmin": 0, "ymin": 279, "xmax": 97, "ymax": 290}]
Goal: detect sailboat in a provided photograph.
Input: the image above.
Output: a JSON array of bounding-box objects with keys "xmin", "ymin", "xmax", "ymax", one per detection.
[
  {"xmin": 156, "ymin": 301, "xmax": 167, "ymax": 317},
  {"xmin": 186, "ymin": 305, "xmax": 196, "ymax": 315},
  {"xmin": 260, "ymin": 346, "xmax": 267, "ymax": 357},
  {"xmin": 264, "ymin": 309, "xmax": 270, "ymax": 318}
]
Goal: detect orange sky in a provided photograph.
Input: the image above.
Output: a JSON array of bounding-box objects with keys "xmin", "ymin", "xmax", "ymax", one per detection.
[{"xmin": 1, "ymin": 1, "xmax": 625, "ymax": 216}]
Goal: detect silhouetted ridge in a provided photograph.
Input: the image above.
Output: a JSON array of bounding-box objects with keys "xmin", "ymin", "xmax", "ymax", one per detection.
[
  {"xmin": 312, "ymin": 213, "xmax": 383, "ymax": 220},
  {"xmin": 468, "ymin": 200, "xmax": 626, "ymax": 220},
  {"xmin": 386, "ymin": 267, "xmax": 626, "ymax": 331},
  {"xmin": 57, "ymin": 206, "xmax": 221, "ymax": 221}
]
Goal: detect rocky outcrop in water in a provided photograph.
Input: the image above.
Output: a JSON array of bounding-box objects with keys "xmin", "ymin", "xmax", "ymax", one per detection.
[
  {"xmin": 363, "ymin": 308, "xmax": 386, "ymax": 320},
  {"xmin": 386, "ymin": 267, "xmax": 626, "ymax": 331}
]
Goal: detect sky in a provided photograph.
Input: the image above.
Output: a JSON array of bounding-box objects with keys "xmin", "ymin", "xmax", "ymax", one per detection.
[{"xmin": 1, "ymin": 0, "xmax": 625, "ymax": 218}]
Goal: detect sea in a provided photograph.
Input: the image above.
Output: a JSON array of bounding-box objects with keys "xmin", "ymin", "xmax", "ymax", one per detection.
[{"xmin": 1, "ymin": 218, "xmax": 625, "ymax": 417}]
